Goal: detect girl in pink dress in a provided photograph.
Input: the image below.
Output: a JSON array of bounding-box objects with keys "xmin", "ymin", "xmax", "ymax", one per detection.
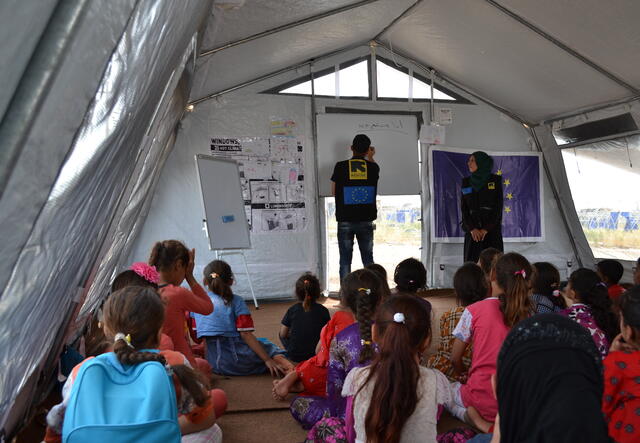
[{"xmin": 447, "ymin": 252, "xmax": 534, "ymax": 425}]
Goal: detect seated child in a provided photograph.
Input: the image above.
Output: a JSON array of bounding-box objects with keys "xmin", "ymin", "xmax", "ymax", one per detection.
[
  {"xmin": 364, "ymin": 263, "xmax": 392, "ymax": 299},
  {"xmin": 149, "ymin": 241, "xmax": 213, "ymax": 375},
  {"xmin": 393, "ymin": 258, "xmax": 427, "ymax": 294},
  {"xmin": 561, "ymin": 268, "xmax": 619, "ymax": 358},
  {"xmin": 279, "ymin": 273, "xmax": 330, "ymax": 362},
  {"xmin": 427, "ymin": 262, "xmax": 487, "ymax": 382},
  {"xmin": 447, "ymin": 253, "xmax": 533, "ymax": 423},
  {"xmin": 597, "ymin": 259, "xmax": 626, "ymax": 301},
  {"xmin": 342, "ymin": 295, "xmax": 452, "ymax": 442},
  {"xmin": 290, "ymin": 269, "xmax": 385, "ymax": 429},
  {"xmin": 477, "ymin": 247, "xmax": 502, "ymax": 298},
  {"xmin": 531, "ymin": 262, "xmax": 565, "ymax": 314},
  {"xmin": 194, "ymin": 260, "xmax": 293, "ymax": 376},
  {"xmin": 46, "ymin": 287, "xmax": 226, "ymax": 442},
  {"xmin": 273, "ymin": 279, "xmax": 356, "ymax": 400},
  {"xmin": 602, "ymin": 285, "xmax": 640, "ymax": 443}
]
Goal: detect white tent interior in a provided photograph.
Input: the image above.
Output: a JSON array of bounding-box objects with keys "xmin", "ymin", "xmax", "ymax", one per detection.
[{"xmin": 1, "ymin": 0, "xmax": 639, "ymax": 437}]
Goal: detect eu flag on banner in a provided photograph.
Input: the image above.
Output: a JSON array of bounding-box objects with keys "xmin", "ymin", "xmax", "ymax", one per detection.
[
  {"xmin": 344, "ymin": 186, "xmax": 375, "ymax": 205},
  {"xmin": 430, "ymin": 148, "xmax": 543, "ymax": 242}
]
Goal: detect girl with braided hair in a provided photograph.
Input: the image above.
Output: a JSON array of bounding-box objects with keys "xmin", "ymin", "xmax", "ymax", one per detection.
[
  {"xmin": 279, "ymin": 273, "xmax": 330, "ymax": 362},
  {"xmin": 45, "ymin": 286, "xmax": 226, "ymax": 442},
  {"xmin": 291, "ymin": 268, "xmax": 385, "ymax": 430}
]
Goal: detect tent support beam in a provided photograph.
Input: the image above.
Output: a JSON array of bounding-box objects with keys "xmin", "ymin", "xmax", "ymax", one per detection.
[
  {"xmin": 189, "ymin": 42, "xmax": 367, "ymax": 106},
  {"xmin": 484, "ymin": 0, "xmax": 639, "ymax": 95},
  {"xmin": 373, "ymin": 40, "xmax": 532, "ymax": 126},
  {"xmin": 373, "ymin": 0, "xmax": 423, "ymax": 41},
  {"xmin": 529, "ymin": 128, "xmax": 583, "ymax": 268},
  {"xmin": 198, "ymin": 0, "xmax": 382, "ymax": 58},
  {"xmin": 543, "ymin": 94, "xmax": 640, "ymax": 125},
  {"xmin": 0, "ymin": 0, "xmax": 90, "ymax": 200}
]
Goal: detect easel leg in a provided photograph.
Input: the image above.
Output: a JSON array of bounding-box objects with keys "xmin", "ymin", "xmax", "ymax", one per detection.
[{"xmin": 215, "ymin": 250, "xmax": 259, "ymax": 309}]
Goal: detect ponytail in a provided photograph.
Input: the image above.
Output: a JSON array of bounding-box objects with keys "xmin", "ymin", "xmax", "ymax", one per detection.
[
  {"xmin": 570, "ymin": 268, "xmax": 619, "ymax": 342},
  {"xmin": 361, "ymin": 295, "xmax": 431, "ymax": 443},
  {"xmin": 105, "ymin": 287, "xmax": 209, "ymax": 407},
  {"xmin": 295, "ymin": 273, "xmax": 321, "ymax": 312},
  {"xmin": 495, "ymin": 253, "xmax": 534, "ymax": 327},
  {"xmin": 203, "ymin": 260, "xmax": 234, "ymax": 305}
]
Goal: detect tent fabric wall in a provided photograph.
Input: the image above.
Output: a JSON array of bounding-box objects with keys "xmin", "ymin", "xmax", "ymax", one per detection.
[
  {"xmin": 0, "ymin": 0, "xmax": 58, "ymax": 122},
  {"xmin": 128, "ymin": 90, "xmax": 319, "ymax": 300},
  {"xmin": 0, "ymin": 0, "xmax": 213, "ymax": 435}
]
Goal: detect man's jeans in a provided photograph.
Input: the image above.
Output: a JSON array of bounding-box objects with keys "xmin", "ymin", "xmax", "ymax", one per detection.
[{"xmin": 337, "ymin": 221, "xmax": 374, "ymax": 281}]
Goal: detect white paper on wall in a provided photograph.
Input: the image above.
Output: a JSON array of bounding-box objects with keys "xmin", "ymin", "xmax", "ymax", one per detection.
[{"xmin": 209, "ymin": 135, "xmax": 307, "ymax": 233}]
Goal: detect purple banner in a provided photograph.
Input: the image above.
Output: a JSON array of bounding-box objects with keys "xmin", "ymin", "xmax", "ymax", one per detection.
[{"xmin": 431, "ymin": 149, "xmax": 542, "ymax": 241}]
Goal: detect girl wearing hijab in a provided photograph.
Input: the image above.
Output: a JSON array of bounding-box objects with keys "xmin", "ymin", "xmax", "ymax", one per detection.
[
  {"xmin": 469, "ymin": 314, "xmax": 611, "ymax": 443},
  {"xmin": 461, "ymin": 151, "xmax": 503, "ymax": 263}
]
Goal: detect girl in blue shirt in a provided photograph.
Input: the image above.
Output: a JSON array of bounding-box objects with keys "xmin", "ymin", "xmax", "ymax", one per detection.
[{"xmin": 194, "ymin": 260, "xmax": 292, "ymax": 377}]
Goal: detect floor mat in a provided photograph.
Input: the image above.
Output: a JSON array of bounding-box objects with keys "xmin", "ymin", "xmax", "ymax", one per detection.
[
  {"xmin": 212, "ymin": 373, "xmax": 294, "ymax": 412},
  {"xmin": 217, "ymin": 409, "xmax": 308, "ymax": 443}
]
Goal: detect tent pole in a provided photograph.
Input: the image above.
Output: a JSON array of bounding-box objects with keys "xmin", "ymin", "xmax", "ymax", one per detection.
[
  {"xmin": 189, "ymin": 42, "xmax": 367, "ymax": 106},
  {"xmin": 0, "ymin": 0, "xmax": 90, "ymax": 200},
  {"xmin": 373, "ymin": 0, "xmax": 424, "ymax": 41},
  {"xmin": 528, "ymin": 127, "xmax": 583, "ymax": 268},
  {"xmin": 373, "ymin": 40, "xmax": 531, "ymax": 126},
  {"xmin": 483, "ymin": 0, "xmax": 639, "ymax": 95},
  {"xmin": 199, "ymin": 0, "xmax": 382, "ymax": 58}
]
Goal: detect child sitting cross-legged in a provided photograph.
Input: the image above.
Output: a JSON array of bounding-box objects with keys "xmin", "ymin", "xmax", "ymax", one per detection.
[
  {"xmin": 194, "ymin": 260, "xmax": 293, "ymax": 377},
  {"xmin": 342, "ymin": 295, "xmax": 453, "ymax": 443},
  {"xmin": 279, "ymin": 273, "xmax": 331, "ymax": 363},
  {"xmin": 426, "ymin": 262, "xmax": 487, "ymax": 382},
  {"xmin": 45, "ymin": 287, "xmax": 226, "ymax": 443}
]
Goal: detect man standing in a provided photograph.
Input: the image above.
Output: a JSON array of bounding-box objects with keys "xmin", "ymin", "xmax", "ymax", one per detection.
[{"xmin": 331, "ymin": 134, "xmax": 380, "ymax": 281}]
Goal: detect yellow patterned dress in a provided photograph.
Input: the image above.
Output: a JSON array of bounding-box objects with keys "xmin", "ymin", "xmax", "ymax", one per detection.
[{"xmin": 426, "ymin": 306, "xmax": 473, "ymax": 382}]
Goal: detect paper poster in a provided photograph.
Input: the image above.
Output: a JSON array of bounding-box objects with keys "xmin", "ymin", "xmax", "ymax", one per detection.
[
  {"xmin": 438, "ymin": 108, "xmax": 453, "ymax": 125},
  {"xmin": 420, "ymin": 124, "xmax": 446, "ymax": 145},
  {"xmin": 209, "ymin": 134, "xmax": 307, "ymax": 233},
  {"xmin": 270, "ymin": 119, "xmax": 296, "ymax": 137}
]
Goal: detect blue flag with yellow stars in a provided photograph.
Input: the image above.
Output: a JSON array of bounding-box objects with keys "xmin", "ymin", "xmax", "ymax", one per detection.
[{"xmin": 430, "ymin": 148, "xmax": 543, "ymax": 241}]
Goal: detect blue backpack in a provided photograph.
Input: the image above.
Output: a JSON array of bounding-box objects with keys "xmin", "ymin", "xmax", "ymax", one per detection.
[{"xmin": 62, "ymin": 352, "xmax": 181, "ymax": 443}]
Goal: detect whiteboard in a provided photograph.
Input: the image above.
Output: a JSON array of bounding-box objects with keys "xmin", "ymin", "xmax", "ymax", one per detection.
[
  {"xmin": 316, "ymin": 113, "xmax": 420, "ymax": 196},
  {"xmin": 195, "ymin": 155, "xmax": 251, "ymax": 250}
]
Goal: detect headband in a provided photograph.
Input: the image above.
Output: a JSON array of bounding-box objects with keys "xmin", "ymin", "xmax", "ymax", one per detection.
[{"xmin": 130, "ymin": 262, "xmax": 159, "ymax": 284}]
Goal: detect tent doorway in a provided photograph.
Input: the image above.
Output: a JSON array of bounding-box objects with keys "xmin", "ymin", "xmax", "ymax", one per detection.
[{"xmin": 323, "ymin": 195, "xmax": 422, "ymax": 292}]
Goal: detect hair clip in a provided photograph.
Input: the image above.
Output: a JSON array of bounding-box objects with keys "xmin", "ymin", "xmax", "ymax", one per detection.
[
  {"xmin": 408, "ymin": 279, "xmax": 415, "ymax": 284},
  {"xmin": 130, "ymin": 262, "xmax": 159, "ymax": 284},
  {"xmin": 514, "ymin": 269, "xmax": 527, "ymax": 278},
  {"xmin": 552, "ymin": 290, "xmax": 561, "ymax": 297},
  {"xmin": 393, "ymin": 312, "xmax": 406, "ymax": 324},
  {"xmin": 360, "ymin": 339, "xmax": 372, "ymax": 346},
  {"xmin": 210, "ymin": 272, "xmax": 219, "ymax": 279},
  {"xmin": 303, "ymin": 279, "xmax": 310, "ymax": 285},
  {"xmin": 114, "ymin": 332, "xmax": 134, "ymax": 348},
  {"xmin": 358, "ymin": 287, "xmax": 371, "ymax": 295},
  {"xmin": 597, "ymin": 282, "xmax": 607, "ymax": 288}
]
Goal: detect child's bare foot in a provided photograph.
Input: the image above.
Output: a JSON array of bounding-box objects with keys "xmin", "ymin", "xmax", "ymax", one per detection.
[
  {"xmin": 272, "ymin": 379, "xmax": 289, "ymax": 401},
  {"xmin": 273, "ymin": 354, "xmax": 295, "ymax": 372},
  {"xmin": 465, "ymin": 406, "xmax": 493, "ymax": 433}
]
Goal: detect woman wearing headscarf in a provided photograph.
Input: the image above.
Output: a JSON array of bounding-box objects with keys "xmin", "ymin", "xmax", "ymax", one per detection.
[
  {"xmin": 477, "ymin": 314, "xmax": 611, "ymax": 443},
  {"xmin": 461, "ymin": 151, "xmax": 503, "ymax": 263}
]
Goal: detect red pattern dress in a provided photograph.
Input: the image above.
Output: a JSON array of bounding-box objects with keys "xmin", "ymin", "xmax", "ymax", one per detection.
[
  {"xmin": 426, "ymin": 306, "xmax": 472, "ymax": 382},
  {"xmin": 603, "ymin": 350, "xmax": 640, "ymax": 442}
]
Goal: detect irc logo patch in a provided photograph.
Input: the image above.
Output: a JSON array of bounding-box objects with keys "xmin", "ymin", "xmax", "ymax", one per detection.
[
  {"xmin": 344, "ymin": 186, "xmax": 375, "ymax": 205},
  {"xmin": 349, "ymin": 159, "xmax": 367, "ymax": 180}
]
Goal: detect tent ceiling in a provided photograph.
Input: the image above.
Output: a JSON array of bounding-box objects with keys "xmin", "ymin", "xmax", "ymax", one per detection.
[
  {"xmin": 203, "ymin": 0, "xmax": 360, "ymax": 50},
  {"xmin": 193, "ymin": 0, "xmax": 640, "ymax": 124},
  {"xmin": 378, "ymin": 0, "xmax": 632, "ymax": 123},
  {"xmin": 500, "ymin": 0, "xmax": 640, "ymax": 89},
  {"xmin": 192, "ymin": 0, "xmax": 415, "ymax": 99}
]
